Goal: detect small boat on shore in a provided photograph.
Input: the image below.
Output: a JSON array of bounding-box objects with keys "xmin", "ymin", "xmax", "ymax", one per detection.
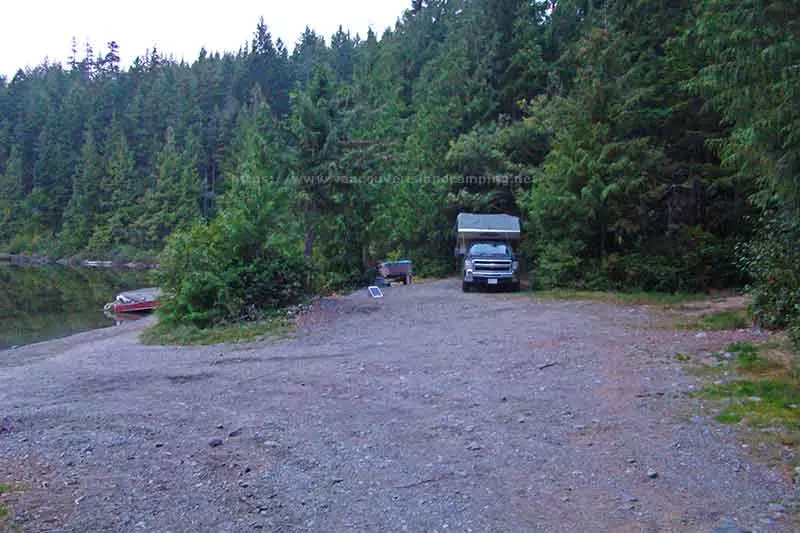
[{"xmin": 104, "ymin": 288, "xmax": 161, "ymax": 314}]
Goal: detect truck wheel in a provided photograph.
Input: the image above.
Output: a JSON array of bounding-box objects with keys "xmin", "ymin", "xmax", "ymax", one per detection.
[
  {"xmin": 403, "ymin": 275, "xmax": 412, "ymax": 285},
  {"xmin": 462, "ymin": 282, "xmax": 470, "ymax": 293},
  {"xmin": 509, "ymin": 281, "xmax": 521, "ymax": 292}
]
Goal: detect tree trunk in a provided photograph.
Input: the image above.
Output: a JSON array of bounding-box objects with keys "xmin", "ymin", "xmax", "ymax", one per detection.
[
  {"xmin": 304, "ymin": 223, "xmax": 315, "ymax": 259},
  {"xmin": 304, "ymin": 202, "xmax": 318, "ymax": 259}
]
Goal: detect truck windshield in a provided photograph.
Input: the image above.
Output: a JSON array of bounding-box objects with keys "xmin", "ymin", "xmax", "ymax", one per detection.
[{"xmin": 469, "ymin": 243, "xmax": 511, "ymax": 256}]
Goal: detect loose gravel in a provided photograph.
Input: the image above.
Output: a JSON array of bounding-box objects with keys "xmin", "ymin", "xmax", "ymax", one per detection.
[{"xmin": 0, "ymin": 279, "xmax": 796, "ymax": 532}]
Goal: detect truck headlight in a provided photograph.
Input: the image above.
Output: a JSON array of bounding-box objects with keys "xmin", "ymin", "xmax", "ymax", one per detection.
[
  {"xmin": 464, "ymin": 259, "xmax": 473, "ymax": 270},
  {"xmin": 512, "ymin": 261, "xmax": 519, "ymax": 271}
]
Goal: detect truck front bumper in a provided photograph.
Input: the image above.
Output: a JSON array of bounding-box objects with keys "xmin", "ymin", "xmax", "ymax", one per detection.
[{"xmin": 464, "ymin": 270, "xmax": 518, "ymax": 285}]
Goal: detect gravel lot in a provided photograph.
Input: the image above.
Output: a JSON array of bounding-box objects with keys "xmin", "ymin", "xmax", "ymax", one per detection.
[{"xmin": 0, "ymin": 279, "xmax": 796, "ymax": 532}]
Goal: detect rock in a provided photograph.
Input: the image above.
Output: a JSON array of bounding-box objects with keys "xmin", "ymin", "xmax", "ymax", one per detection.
[
  {"xmin": 263, "ymin": 441, "xmax": 279, "ymax": 448},
  {"xmin": 647, "ymin": 469, "xmax": 658, "ymax": 479},
  {"xmin": 747, "ymin": 396, "xmax": 763, "ymax": 403},
  {"xmin": 767, "ymin": 502, "xmax": 785, "ymax": 513},
  {"xmin": 216, "ymin": 424, "xmax": 225, "ymax": 430},
  {"xmin": 466, "ymin": 441, "xmax": 482, "ymax": 451},
  {"xmin": 696, "ymin": 332, "xmax": 708, "ymax": 338},
  {"xmin": 0, "ymin": 416, "xmax": 14, "ymax": 434},
  {"xmin": 723, "ymin": 352, "xmax": 735, "ymax": 359},
  {"xmin": 209, "ymin": 438, "xmax": 224, "ymax": 448},
  {"xmin": 229, "ymin": 428, "xmax": 244, "ymax": 438},
  {"xmin": 711, "ymin": 527, "xmax": 750, "ymax": 533}
]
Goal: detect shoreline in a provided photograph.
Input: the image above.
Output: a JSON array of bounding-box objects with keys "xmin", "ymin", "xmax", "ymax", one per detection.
[{"xmin": 0, "ymin": 254, "xmax": 158, "ymax": 269}]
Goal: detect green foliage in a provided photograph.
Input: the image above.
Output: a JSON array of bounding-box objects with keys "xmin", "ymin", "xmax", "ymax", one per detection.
[
  {"xmin": 1, "ymin": 0, "xmax": 800, "ymax": 341},
  {"xmin": 703, "ymin": 378, "xmax": 800, "ymax": 431},
  {"xmin": 141, "ymin": 315, "xmax": 290, "ymax": 346},
  {"xmin": 690, "ymin": 1, "xmax": 800, "ymax": 350},
  {"xmin": 724, "ymin": 341, "xmax": 781, "ymax": 373},
  {"xmin": 740, "ymin": 212, "xmax": 800, "ymax": 346},
  {"xmin": 691, "ymin": 0, "xmax": 800, "ymax": 208},
  {"xmin": 682, "ymin": 309, "xmax": 751, "ymax": 331},
  {"xmin": 134, "ymin": 127, "xmax": 203, "ymax": 249},
  {"xmin": 156, "ymin": 176, "xmax": 310, "ymax": 328},
  {"xmin": 532, "ymin": 288, "xmax": 708, "ymax": 306},
  {"xmin": 519, "ymin": 2, "xmax": 752, "ymax": 293}
]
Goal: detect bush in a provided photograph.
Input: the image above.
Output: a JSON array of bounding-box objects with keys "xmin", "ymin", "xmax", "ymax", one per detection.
[
  {"xmin": 413, "ymin": 256, "xmax": 456, "ymax": 279},
  {"xmin": 156, "ymin": 177, "xmax": 310, "ymax": 328},
  {"xmin": 741, "ymin": 211, "xmax": 800, "ymax": 335},
  {"xmin": 789, "ymin": 316, "xmax": 800, "ymax": 351},
  {"xmin": 234, "ymin": 254, "xmax": 311, "ymax": 311},
  {"xmin": 532, "ymin": 240, "xmax": 586, "ymax": 289}
]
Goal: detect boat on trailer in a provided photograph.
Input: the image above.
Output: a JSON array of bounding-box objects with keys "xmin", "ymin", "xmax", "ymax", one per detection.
[{"xmin": 104, "ymin": 288, "xmax": 161, "ymax": 314}]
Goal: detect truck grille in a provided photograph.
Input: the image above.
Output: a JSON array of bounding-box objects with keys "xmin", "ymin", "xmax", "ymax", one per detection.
[{"xmin": 473, "ymin": 259, "xmax": 512, "ymax": 273}]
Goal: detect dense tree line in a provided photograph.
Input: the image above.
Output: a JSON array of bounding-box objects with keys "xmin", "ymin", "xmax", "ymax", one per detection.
[{"xmin": 1, "ymin": 1, "xmax": 798, "ymax": 341}]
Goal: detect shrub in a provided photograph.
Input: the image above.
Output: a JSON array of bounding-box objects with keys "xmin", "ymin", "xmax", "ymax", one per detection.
[
  {"xmin": 740, "ymin": 211, "xmax": 800, "ymax": 341},
  {"xmin": 533, "ymin": 240, "xmax": 586, "ymax": 289},
  {"xmin": 156, "ymin": 177, "xmax": 309, "ymax": 328}
]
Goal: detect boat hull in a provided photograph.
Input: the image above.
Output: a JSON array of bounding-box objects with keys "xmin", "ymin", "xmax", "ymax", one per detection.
[
  {"xmin": 105, "ymin": 287, "xmax": 162, "ymax": 314},
  {"xmin": 112, "ymin": 300, "xmax": 160, "ymax": 313}
]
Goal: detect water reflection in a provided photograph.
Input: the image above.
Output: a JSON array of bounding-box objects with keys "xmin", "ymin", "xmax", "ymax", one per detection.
[{"xmin": 0, "ymin": 265, "xmax": 153, "ymax": 350}]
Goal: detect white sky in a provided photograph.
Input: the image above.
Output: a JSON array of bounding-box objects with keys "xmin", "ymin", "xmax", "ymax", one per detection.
[{"xmin": 1, "ymin": 0, "xmax": 410, "ymax": 78}]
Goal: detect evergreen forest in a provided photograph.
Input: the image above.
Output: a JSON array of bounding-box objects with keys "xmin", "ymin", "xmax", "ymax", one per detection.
[{"xmin": 1, "ymin": 1, "xmax": 798, "ymax": 343}]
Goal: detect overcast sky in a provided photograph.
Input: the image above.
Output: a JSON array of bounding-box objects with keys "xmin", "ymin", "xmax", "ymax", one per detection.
[{"xmin": 1, "ymin": 0, "xmax": 410, "ymax": 78}]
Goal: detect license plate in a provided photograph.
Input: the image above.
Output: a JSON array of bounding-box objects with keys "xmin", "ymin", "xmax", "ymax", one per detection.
[{"xmin": 488, "ymin": 279, "xmax": 498, "ymax": 285}]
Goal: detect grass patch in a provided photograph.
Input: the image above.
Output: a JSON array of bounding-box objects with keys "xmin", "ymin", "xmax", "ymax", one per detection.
[
  {"xmin": 686, "ymin": 364, "xmax": 726, "ymax": 377},
  {"xmin": 726, "ymin": 341, "xmax": 783, "ymax": 374},
  {"xmin": 680, "ymin": 309, "xmax": 751, "ymax": 331},
  {"xmin": 715, "ymin": 411, "xmax": 744, "ymax": 424},
  {"xmin": 141, "ymin": 317, "xmax": 292, "ymax": 346},
  {"xmin": 701, "ymin": 379, "xmax": 800, "ymax": 431},
  {"xmin": 531, "ymin": 289, "xmax": 708, "ymax": 306},
  {"xmin": 685, "ymin": 339, "xmax": 800, "ymax": 490},
  {"xmin": 0, "ymin": 483, "xmax": 12, "ymax": 524}
]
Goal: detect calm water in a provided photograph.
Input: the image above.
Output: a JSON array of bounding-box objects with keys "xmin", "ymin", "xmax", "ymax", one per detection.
[{"xmin": 0, "ymin": 264, "xmax": 153, "ymax": 350}]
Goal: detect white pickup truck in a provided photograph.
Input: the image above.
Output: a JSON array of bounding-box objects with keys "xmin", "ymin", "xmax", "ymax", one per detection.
[{"xmin": 456, "ymin": 213, "xmax": 521, "ymax": 292}]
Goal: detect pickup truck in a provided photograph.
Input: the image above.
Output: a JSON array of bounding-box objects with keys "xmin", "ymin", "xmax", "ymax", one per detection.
[{"xmin": 456, "ymin": 213, "xmax": 521, "ymax": 292}]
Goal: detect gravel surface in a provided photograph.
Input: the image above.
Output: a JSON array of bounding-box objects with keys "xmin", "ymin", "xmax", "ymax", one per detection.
[{"xmin": 0, "ymin": 279, "xmax": 796, "ymax": 532}]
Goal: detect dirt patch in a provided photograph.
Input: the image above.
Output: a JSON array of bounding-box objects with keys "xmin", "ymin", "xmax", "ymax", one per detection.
[{"xmin": 677, "ymin": 295, "xmax": 750, "ymax": 313}]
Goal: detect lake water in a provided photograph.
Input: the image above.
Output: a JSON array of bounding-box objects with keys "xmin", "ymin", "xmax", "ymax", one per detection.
[{"xmin": 0, "ymin": 264, "xmax": 153, "ymax": 350}]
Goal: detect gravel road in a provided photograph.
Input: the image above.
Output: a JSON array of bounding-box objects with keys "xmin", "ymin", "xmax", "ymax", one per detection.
[{"xmin": 0, "ymin": 279, "xmax": 796, "ymax": 532}]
